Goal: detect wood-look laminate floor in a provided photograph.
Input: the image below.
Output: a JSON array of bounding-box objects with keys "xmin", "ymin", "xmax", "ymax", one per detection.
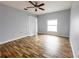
[{"xmin": 0, "ymin": 35, "xmax": 73, "ymax": 58}]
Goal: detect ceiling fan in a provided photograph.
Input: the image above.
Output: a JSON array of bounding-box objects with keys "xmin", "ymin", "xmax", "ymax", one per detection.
[{"xmin": 24, "ymin": 1, "xmax": 45, "ymax": 11}]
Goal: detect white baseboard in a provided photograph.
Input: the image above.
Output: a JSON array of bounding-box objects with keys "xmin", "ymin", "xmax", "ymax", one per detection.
[
  {"xmin": 38, "ymin": 32, "xmax": 69, "ymax": 38},
  {"xmin": 69, "ymin": 37, "xmax": 77, "ymax": 58},
  {"xmin": 0, "ymin": 35, "xmax": 33, "ymax": 45}
]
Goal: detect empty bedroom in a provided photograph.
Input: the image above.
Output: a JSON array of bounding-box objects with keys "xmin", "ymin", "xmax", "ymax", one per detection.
[{"xmin": 0, "ymin": 1, "xmax": 79, "ymax": 58}]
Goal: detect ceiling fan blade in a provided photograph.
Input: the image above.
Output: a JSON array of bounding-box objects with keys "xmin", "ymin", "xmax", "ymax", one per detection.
[
  {"xmin": 35, "ymin": 9, "xmax": 37, "ymax": 11},
  {"xmin": 29, "ymin": 1, "xmax": 35, "ymax": 6},
  {"xmin": 39, "ymin": 8, "xmax": 45, "ymax": 10},
  {"xmin": 35, "ymin": 1, "xmax": 37, "ymax": 5},
  {"xmin": 27, "ymin": 7, "xmax": 34, "ymax": 8},
  {"xmin": 38, "ymin": 3, "xmax": 44, "ymax": 7},
  {"xmin": 24, "ymin": 8, "xmax": 28, "ymax": 10}
]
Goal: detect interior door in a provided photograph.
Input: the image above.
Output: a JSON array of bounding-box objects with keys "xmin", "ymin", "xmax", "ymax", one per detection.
[{"xmin": 28, "ymin": 16, "xmax": 37, "ymax": 36}]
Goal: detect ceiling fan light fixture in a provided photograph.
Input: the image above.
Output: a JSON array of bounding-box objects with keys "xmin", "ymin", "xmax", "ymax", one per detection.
[{"xmin": 24, "ymin": 1, "xmax": 45, "ymax": 12}]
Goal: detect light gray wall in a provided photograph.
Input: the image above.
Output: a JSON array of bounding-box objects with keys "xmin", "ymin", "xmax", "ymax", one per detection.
[
  {"xmin": 37, "ymin": 9, "xmax": 70, "ymax": 37},
  {"xmin": 70, "ymin": 2, "xmax": 79, "ymax": 58},
  {"xmin": 0, "ymin": 3, "xmax": 37, "ymax": 44},
  {"xmin": 0, "ymin": 4, "xmax": 5, "ymax": 41}
]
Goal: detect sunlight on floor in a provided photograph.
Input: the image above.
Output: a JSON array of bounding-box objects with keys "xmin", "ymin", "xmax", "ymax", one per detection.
[{"xmin": 44, "ymin": 35, "xmax": 60, "ymax": 56}]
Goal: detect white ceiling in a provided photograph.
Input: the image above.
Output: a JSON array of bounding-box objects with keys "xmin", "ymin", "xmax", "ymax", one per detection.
[{"xmin": 0, "ymin": 1, "xmax": 72, "ymax": 15}]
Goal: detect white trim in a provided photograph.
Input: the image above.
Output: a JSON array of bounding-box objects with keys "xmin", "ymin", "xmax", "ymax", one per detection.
[
  {"xmin": 69, "ymin": 36, "xmax": 78, "ymax": 58},
  {"xmin": 0, "ymin": 35, "xmax": 33, "ymax": 45},
  {"xmin": 69, "ymin": 37, "xmax": 76, "ymax": 58},
  {"xmin": 38, "ymin": 32, "xmax": 69, "ymax": 38}
]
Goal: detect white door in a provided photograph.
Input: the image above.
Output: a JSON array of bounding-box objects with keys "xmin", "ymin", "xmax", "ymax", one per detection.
[{"xmin": 28, "ymin": 16, "xmax": 37, "ymax": 36}]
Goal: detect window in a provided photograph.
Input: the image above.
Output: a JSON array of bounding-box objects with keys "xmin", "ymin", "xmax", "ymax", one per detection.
[{"xmin": 47, "ymin": 20, "xmax": 57, "ymax": 32}]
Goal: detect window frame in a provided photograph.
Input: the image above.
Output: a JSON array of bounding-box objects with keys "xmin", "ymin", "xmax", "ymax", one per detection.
[{"xmin": 47, "ymin": 20, "xmax": 57, "ymax": 32}]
